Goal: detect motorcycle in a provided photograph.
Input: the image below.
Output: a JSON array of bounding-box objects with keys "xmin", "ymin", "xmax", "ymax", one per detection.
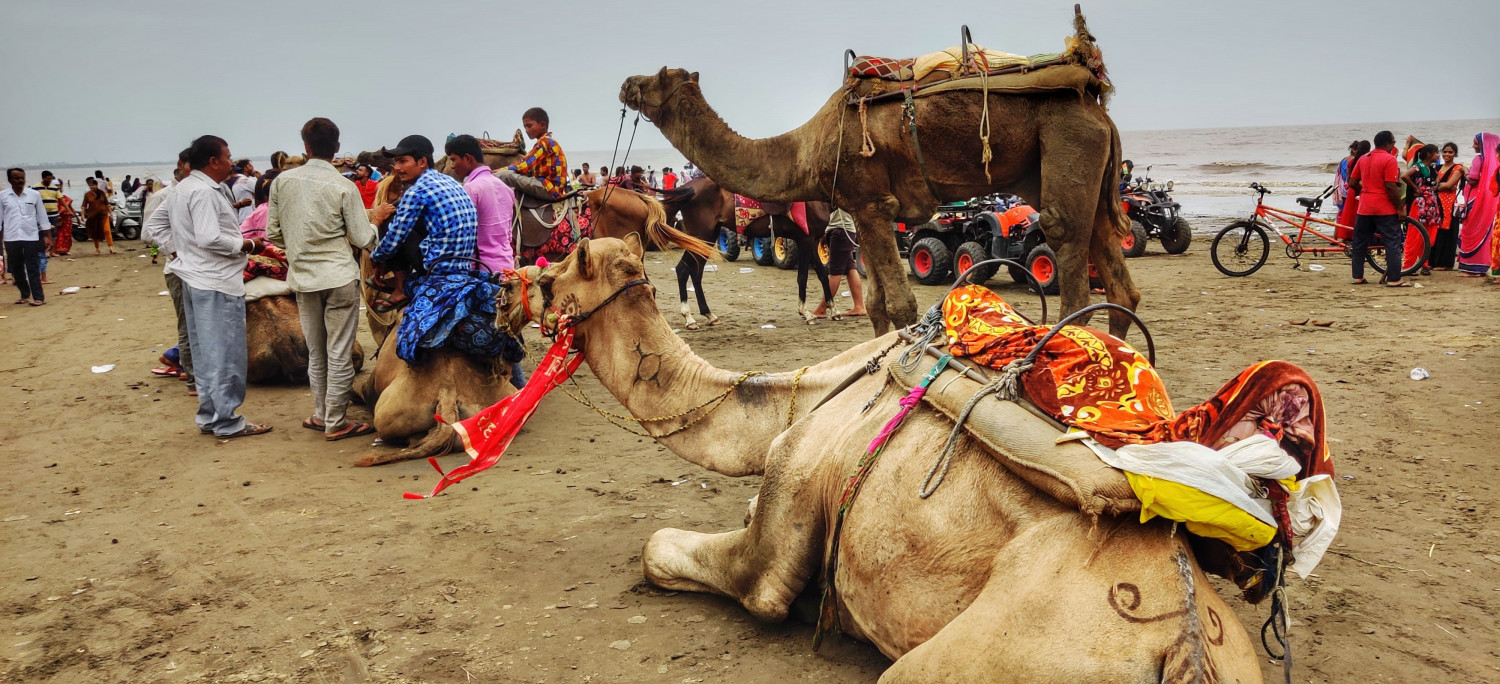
[{"xmin": 1119, "ymin": 164, "xmax": 1191, "ymax": 257}]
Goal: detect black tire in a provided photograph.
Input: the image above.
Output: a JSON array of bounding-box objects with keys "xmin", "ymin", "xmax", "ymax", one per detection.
[
  {"xmin": 908, "ymin": 237, "xmax": 952, "ymax": 285},
  {"xmin": 772, "ymin": 237, "xmax": 799, "ymax": 270},
  {"xmin": 119, "ymin": 222, "xmax": 140, "ymax": 241},
  {"xmin": 954, "ymin": 242, "xmax": 997, "ymax": 285},
  {"xmin": 1365, "ymin": 217, "xmax": 1431, "ymax": 278},
  {"xmin": 1024, "ymin": 244, "xmax": 1060, "ymax": 295},
  {"xmin": 1160, "ymin": 216, "xmax": 1193, "ymax": 254},
  {"xmin": 73, "ymin": 224, "xmax": 89, "ymax": 243},
  {"xmin": 716, "ymin": 227, "xmax": 740, "ymax": 261},
  {"xmin": 1210, "ymin": 221, "xmax": 1271, "ymax": 277},
  {"xmin": 752, "ymin": 237, "xmax": 775, "ymax": 266},
  {"xmin": 1121, "ymin": 220, "xmax": 1149, "ymax": 258}
]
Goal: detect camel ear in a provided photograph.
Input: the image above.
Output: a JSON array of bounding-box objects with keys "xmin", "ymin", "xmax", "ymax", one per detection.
[
  {"xmin": 623, "ymin": 232, "xmax": 645, "ymax": 258},
  {"xmin": 689, "ymin": 71, "xmax": 699, "ymax": 83},
  {"xmin": 575, "ymin": 238, "xmax": 593, "ymax": 280}
]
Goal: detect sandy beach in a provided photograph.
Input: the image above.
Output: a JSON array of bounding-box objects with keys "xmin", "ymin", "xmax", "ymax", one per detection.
[{"xmin": 3, "ymin": 237, "xmax": 1496, "ymax": 682}]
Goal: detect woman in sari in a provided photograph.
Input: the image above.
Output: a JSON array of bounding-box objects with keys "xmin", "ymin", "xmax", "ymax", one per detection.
[
  {"xmin": 1430, "ymin": 142, "xmax": 1467, "ymax": 270},
  {"xmin": 1458, "ymin": 132, "xmax": 1499, "ymax": 276},
  {"xmin": 1336, "ymin": 140, "xmax": 1371, "ymax": 237},
  {"xmin": 82, "ymin": 179, "xmax": 113, "ymax": 255},
  {"xmin": 1402, "ymin": 145, "xmax": 1442, "ymax": 274},
  {"xmin": 51, "ymin": 195, "xmax": 75, "ymax": 256},
  {"xmin": 1333, "ymin": 141, "xmax": 1358, "ymax": 211}
]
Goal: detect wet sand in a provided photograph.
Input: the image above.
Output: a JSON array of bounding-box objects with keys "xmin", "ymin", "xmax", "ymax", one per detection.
[{"xmin": 2, "ymin": 239, "xmax": 1497, "ymax": 682}]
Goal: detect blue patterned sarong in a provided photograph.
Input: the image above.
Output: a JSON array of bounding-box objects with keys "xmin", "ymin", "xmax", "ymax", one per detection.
[{"xmin": 395, "ymin": 273, "xmax": 523, "ymax": 364}]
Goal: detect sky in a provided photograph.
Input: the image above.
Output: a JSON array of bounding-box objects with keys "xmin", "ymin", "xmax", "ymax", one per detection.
[{"xmin": 4, "ymin": 0, "xmax": 1496, "ymax": 165}]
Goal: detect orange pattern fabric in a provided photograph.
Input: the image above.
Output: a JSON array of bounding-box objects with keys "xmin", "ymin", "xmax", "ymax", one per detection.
[{"xmin": 943, "ymin": 285, "xmax": 1174, "ymax": 445}]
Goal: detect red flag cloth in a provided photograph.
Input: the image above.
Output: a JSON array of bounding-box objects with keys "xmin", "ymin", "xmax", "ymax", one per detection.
[{"xmin": 404, "ymin": 329, "xmax": 584, "ymax": 499}]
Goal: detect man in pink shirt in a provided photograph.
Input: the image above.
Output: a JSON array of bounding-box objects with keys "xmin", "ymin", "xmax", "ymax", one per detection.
[
  {"xmin": 1347, "ymin": 130, "xmax": 1409, "ymax": 287},
  {"xmin": 444, "ymin": 135, "xmax": 515, "ymax": 274}
]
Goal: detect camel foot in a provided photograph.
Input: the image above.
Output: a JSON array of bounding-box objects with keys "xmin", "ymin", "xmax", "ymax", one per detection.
[
  {"xmin": 353, "ymin": 445, "xmax": 429, "ymax": 467},
  {"xmin": 643, "ymin": 528, "xmax": 721, "ymax": 595}
]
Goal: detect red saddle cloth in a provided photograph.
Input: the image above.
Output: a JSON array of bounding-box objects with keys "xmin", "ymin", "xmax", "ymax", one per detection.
[
  {"xmin": 732, "ymin": 195, "xmax": 809, "ymax": 235},
  {"xmin": 849, "ymin": 55, "xmax": 915, "ymax": 81}
]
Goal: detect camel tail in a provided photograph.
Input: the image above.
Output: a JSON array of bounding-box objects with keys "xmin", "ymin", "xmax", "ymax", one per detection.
[
  {"xmin": 396, "ymin": 387, "xmax": 461, "ymax": 462},
  {"xmin": 640, "ymin": 194, "xmax": 718, "ymax": 261},
  {"xmin": 1101, "ymin": 116, "xmax": 1128, "ymax": 239},
  {"xmin": 1157, "ymin": 550, "xmax": 1219, "ymax": 683}
]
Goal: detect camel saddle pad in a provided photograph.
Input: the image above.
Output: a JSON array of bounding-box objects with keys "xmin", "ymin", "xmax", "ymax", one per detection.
[
  {"xmin": 518, "ymin": 198, "xmax": 574, "ymax": 248},
  {"xmin": 845, "ymin": 63, "xmax": 1093, "ymax": 100},
  {"xmin": 888, "ymin": 350, "xmax": 1138, "ymax": 517}
]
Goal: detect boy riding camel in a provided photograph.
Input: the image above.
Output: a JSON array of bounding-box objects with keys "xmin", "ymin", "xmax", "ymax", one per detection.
[{"xmin": 496, "ymin": 107, "xmax": 568, "ymax": 202}]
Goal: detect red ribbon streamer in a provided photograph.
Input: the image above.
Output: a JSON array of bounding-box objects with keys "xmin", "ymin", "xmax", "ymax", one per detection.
[{"xmin": 404, "ymin": 328, "xmax": 584, "ymax": 499}]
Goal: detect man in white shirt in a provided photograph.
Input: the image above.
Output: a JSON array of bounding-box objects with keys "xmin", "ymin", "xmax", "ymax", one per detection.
[
  {"xmin": 266, "ymin": 118, "xmax": 377, "ymax": 441},
  {"xmin": 225, "ymin": 162, "xmax": 255, "ymax": 223},
  {"xmin": 142, "ymin": 149, "xmax": 196, "ymax": 394},
  {"xmin": 167, "ymin": 135, "xmax": 272, "ymax": 438},
  {"xmin": 1, "ymin": 168, "xmax": 53, "ymax": 305}
]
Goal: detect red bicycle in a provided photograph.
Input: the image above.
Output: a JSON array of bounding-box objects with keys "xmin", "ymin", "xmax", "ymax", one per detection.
[{"xmin": 1211, "ymin": 183, "xmax": 1430, "ymax": 278}]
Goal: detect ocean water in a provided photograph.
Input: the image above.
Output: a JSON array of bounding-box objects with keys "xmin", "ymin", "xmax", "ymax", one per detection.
[{"xmin": 22, "ymin": 118, "xmax": 1496, "ymax": 234}]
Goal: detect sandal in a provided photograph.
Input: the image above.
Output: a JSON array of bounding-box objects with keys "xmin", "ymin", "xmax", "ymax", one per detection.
[
  {"xmin": 14, "ymin": 298, "xmax": 28, "ymax": 304},
  {"xmin": 1351, "ymin": 279, "xmax": 1368, "ymax": 285},
  {"xmin": 371, "ymin": 295, "xmax": 407, "ymax": 313},
  {"xmin": 219, "ymin": 423, "xmax": 273, "ymax": 439},
  {"xmin": 28, "ymin": 300, "xmax": 44, "ymax": 306},
  {"xmin": 302, "ymin": 417, "xmax": 325, "ymax": 431},
  {"xmin": 151, "ymin": 367, "xmax": 179, "ymax": 376},
  {"xmin": 325, "ymin": 422, "xmax": 375, "ymax": 442},
  {"xmin": 364, "ymin": 276, "xmax": 395, "ymax": 293},
  {"xmin": 1385, "ymin": 281, "xmax": 1413, "ymax": 288}
]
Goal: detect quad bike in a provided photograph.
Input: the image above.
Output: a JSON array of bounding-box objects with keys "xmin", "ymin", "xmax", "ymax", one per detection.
[
  {"xmin": 903, "ymin": 194, "xmax": 1062, "ymax": 294},
  {"xmin": 1119, "ymin": 163, "xmax": 1191, "ymax": 257}
]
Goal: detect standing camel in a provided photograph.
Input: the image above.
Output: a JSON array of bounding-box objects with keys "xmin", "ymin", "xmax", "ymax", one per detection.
[
  {"xmin": 660, "ymin": 177, "xmax": 838, "ymax": 328},
  {"xmin": 513, "ymin": 237, "xmax": 1261, "ymax": 681},
  {"xmin": 620, "ymin": 10, "xmax": 1138, "ymax": 338}
]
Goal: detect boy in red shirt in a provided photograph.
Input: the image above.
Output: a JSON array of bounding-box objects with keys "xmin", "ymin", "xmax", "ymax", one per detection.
[{"xmin": 1347, "ymin": 130, "xmax": 1409, "ymax": 287}]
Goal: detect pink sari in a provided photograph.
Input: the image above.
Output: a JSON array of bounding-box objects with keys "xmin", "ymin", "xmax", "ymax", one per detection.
[{"xmin": 1457, "ymin": 132, "xmax": 1498, "ymax": 274}]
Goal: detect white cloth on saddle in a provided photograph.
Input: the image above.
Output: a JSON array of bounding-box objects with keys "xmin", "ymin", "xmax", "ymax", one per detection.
[
  {"xmin": 1086, "ymin": 433, "xmax": 1339, "ymax": 577},
  {"xmin": 243, "ymin": 276, "xmax": 293, "ymax": 301},
  {"xmin": 913, "ymin": 45, "xmax": 1030, "ymax": 81}
]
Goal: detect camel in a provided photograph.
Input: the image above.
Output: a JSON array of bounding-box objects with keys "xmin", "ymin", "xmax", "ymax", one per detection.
[
  {"xmin": 620, "ymin": 11, "xmax": 1140, "ymax": 339},
  {"xmin": 659, "ymin": 176, "xmax": 837, "ymax": 328},
  {"xmin": 519, "ymin": 236, "xmax": 1260, "ymax": 681},
  {"xmin": 243, "ymin": 294, "xmax": 365, "ymax": 384}
]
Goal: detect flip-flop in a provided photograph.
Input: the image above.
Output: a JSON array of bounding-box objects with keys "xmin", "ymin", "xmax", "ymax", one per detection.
[
  {"xmin": 28, "ymin": 301, "xmax": 44, "ymax": 306},
  {"xmin": 151, "ymin": 367, "xmax": 178, "ymax": 376},
  {"xmin": 1385, "ymin": 281, "xmax": 1412, "ymax": 288},
  {"xmin": 219, "ymin": 423, "xmax": 273, "ymax": 439},
  {"xmin": 1350, "ymin": 279, "xmax": 1368, "ymax": 285},
  {"xmin": 302, "ymin": 417, "xmax": 325, "ymax": 431},
  {"xmin": 843, "ymin": 312, "xmax": 867, "ymax": 317},
  {"xmin": 14, "ymin": 299, "xmax": 28, "ymax": 304},
  {"xmin": 325, "ymin": 422, "xmax": 375, "ymax": 442}
]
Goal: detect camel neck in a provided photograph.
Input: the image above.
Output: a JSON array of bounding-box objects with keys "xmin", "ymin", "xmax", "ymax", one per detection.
[
  {"xmin": 655, "ymin": 88, "xmax": 837, "ymax": 203},
  {"xmin": 577, "ymin": 296, "xmax": 891, "ymax": 477}
]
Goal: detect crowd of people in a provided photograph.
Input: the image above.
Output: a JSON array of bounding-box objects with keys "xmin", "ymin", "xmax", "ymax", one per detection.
[{"xmin": 1333, "ymin": 130, "xmax": 1500, "ymax": 284}]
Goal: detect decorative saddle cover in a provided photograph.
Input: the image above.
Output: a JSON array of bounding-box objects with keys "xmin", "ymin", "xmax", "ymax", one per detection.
[
  {"xmin": 518, "ymin": 204, "xmax": 590, "ymax": 266},
  {"xmin": 849, "ymin": 45, "xmax": 1037, "ymax": 82},
  {"xmin": 733, "ymin": 195, "xmax": 766, "ymax": 231},
  {"xmin": 733, "ymin": 196, "xmax": 810, "ymax": 235},
  {"xmin": 516, "ymin": 195, "xmax": 581, "ymax": 248}
]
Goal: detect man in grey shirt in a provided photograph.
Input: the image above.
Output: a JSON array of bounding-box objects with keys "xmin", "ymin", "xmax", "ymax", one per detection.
[
  {"xmin": 167, "ymin": 135, "xmax": 272, "ymax": 439},
  {"xmin": 267, "ymin": 118, "xmax": 377, "ymax": 441},
  {"xmin": 141, "ymin": 149, "xmax": 197, "ymax": 394}
]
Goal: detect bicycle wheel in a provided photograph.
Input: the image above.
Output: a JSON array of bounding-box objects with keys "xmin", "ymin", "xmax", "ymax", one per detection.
[
  {"xmin": 1210, "ymin": 221, "xmax": 1270, "ymax": 277},
  {"xmin": 1366, "ymin": 218, "xmax": 1431, "ymax": 278}
]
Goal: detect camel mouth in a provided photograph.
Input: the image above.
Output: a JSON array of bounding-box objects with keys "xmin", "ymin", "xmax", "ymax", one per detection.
[{"xmin": 619, "ymin": 79, "xmax": 642, "ymax": 111}]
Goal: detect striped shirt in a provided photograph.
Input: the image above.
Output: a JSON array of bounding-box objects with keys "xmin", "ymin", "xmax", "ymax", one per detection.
[
  {"xmin": 506, "ymin": 132, "xmax": 569, "ymax": 198},
  {"xmin": 33, "ymin": 184, "xmax": 60, "ymax": 219}
]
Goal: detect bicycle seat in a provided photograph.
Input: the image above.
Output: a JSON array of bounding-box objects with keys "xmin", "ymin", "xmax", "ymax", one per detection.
[{"xmin": 1296, "ymin": 197, "xmax": 1321, "ymax": 210}]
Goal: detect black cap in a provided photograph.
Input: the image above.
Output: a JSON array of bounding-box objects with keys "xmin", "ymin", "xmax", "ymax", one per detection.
[{"xmin": 382, "ymin": 134, "xmax": 434, "ymax": 159}]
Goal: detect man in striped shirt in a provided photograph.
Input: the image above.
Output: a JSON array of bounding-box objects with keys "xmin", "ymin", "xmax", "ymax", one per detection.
[{"xmin": 497, "ymin": 107, "xmax": 568, "ymax": 201}]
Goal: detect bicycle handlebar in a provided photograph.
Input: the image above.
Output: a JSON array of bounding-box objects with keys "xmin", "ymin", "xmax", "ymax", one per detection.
[{"xmin": 1249, "ymin": 182, "xmax": 1272, "ymax": 195}]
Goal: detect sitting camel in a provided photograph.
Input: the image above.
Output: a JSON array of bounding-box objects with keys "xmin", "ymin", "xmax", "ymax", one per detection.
[
  {"xmin": 244, "ymin": 294, "xmax": 364, "ymax": 384},
  {"xmin": 621, "ymin": 9, "xmax": 1139, "ymax": 339},
  {"xmin": 516, "ymin": 236, "xmax": 1261, "ymax": 681},
  {"xmin": 659, "ymin": 176, "xmax": 837, "ymax": 328}
]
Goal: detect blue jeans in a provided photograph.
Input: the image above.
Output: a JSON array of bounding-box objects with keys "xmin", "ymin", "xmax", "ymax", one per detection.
[{"xmin": 181, "ymin": 284, "xmax": 248, "ymax": 436}]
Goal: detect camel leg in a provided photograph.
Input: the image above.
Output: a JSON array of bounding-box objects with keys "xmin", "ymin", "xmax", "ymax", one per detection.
[
  {"xmin": 642, "ymin": 439, "xmax": 826, "ymax": 621},
  {"xmin": 807, "ymin": 239, "xmax": 839, "ymax": 321},
  {"xmin": 674, "ymin": 252, "xmax": 699, "ymax": 330},
  {"xmin": 1089, "ymin": 201, "xmax": 1142, "ymax": 340},
  {"xmin": 850, "ymin": 199, "xmax": 915, "ymax": 335},
  {"xmin": 1038, "ymin": 125, "xmax": 1108, "ymax": 325}
]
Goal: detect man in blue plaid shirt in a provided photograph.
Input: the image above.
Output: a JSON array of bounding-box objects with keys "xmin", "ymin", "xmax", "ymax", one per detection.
[{"xmin": 368, "ymin": 135, "xmax": 520, "ymax": 366}]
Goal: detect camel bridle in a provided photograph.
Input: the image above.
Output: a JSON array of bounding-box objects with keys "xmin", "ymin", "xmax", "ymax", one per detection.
[
  {"xmin": 542, "ymin": 276, "xmax": 653, "ymax": 338},
  {"xmin": 634, "ymin": 78, "xmax": 699, "ymax": 124}
]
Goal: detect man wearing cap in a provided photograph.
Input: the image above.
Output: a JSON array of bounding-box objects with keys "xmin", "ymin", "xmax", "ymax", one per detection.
[{"xmin": 368, "ymin": 135, "xmax": 518, "ymax": 367}]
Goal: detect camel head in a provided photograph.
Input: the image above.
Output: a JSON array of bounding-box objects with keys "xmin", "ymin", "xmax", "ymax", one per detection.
[
  {"xmin": 497, "ymin": 264, "xmax": 548, "ymax": 332},
  {"xmin": 620, "ymin": 68, "xmax": 699, "ymax": 120},
  {"xmin": 537, "ymin": 236, "xmax": 650, "ymax": 339}
]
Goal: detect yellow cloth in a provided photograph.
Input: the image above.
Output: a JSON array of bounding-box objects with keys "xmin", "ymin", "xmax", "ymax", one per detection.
[
  {"xmin": 1125, "ymin": 472, "xmax": 1277, "ymax": 552},
  {"xmin": 912, "ymin": 45, "xmax": 1030, "ymax": 81}
]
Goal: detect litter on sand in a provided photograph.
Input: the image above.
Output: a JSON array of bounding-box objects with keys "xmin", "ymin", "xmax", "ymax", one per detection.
[
  {"xmin": 60, "ymin": 287, "xmax": 81, "ymax": 295},
  {"xmin": 1308, "ymin": 264, "xmax": 1326, "ymax": 271},
  {"xmin": 738, "ymin": 267, "xmax": 754, "ymax": 274},
  {"xmin": 760, "ymin": 324, "xmax": 777, "ymax": 329},
  {"xmin": 703, "ymin": 264, "xmax": 718, "ymax": 272},
  {"xmin": 1409, "ymin": 368, "xmax": 1430, "ymax": 381},
  {"xmin": 157, "ymin": 290, "xmax": 169, "ymax": 296},
  {"xmin": 91, "ymin": 365, "xmax": 115, "ymax": 374}
]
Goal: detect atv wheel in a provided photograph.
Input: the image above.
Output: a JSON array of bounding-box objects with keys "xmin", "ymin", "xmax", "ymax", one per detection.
[
  {"xmin": 1160, "ymin": 217, "xmax": 1193, "ymax": 254},
  {"xmin": 1121, "ymin": 220, "xmax": 1149, "ymax": 258},
  {"xmin": 717, "ymin": 227, "xmax": 740, "ymax": 261},
  {"xmin": 1026, "ymin": 244, "xmax": 1060, "ymax": 295},
  {"xmin": 773, "ymin": 237, "xmax": 799, "ymax": 270},
  {"xmin": 908, "ymin": 237, "xmax": 952, "ymax": 285},
  {"xmin": 954, "ymin": 242, "xmax": 997, "ymax": 285},
  {"xmin": 752, "ymin": 237, "xmax": 775, "ymax": 266}
]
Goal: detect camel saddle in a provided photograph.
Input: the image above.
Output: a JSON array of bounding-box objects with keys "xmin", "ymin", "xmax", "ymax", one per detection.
[
  {"xmin": 516, "ymin": 194, "xmax": 582, "ymax": 248},
  {"xmin": 888, "ymin": 349, "xmax": 1139, "ymax": 518}
]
